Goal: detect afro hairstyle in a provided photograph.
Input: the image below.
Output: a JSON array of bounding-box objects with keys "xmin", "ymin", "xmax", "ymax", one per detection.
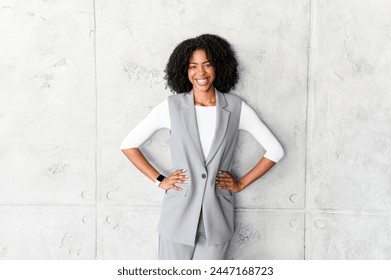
[{"xmin": 164, "ymin": 34, "xmax": 239, "ymax": 94}]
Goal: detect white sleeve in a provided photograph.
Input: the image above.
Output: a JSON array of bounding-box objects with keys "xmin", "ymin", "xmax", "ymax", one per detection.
[
  {"xmin": 120, "ymin": 99, "xmax": 170, "ymax": 149},
  {"xmin": 239, "ymin": 100, "xmax": 285, "ymax": 163}
]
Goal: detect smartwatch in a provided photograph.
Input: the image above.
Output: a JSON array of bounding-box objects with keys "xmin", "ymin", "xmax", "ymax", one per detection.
[{"xmin": 155, "ymin": 174, "xmax": 166, "ymax": 187}]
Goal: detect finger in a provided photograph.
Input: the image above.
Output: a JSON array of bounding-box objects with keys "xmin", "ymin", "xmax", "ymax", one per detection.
[
  {"xmin": 219, "ymin": 180, "xmax": 235, "ymax": 186},
  {"xmin": 172, "ymin": 169, "xmax": 187, "ymax": 175},
  {"xmin": 217, "ymin": 170, "xmax": 225, "ymax": 176},
  {"xmin": 215, "ymin": 178, "xmax": 231, "ymax": 185},
  {"xmin": 166, "ymin": 174, "xmax": 188, "ymax": 180},
  {"xmin": 174, "ymin": 177, "xmax": 186, "ymax": 182},
  {"xmin": 175, "ymin": 174, "xmax": 189, "ymax": 179},
  {"xmin": 171, "ymin": 185, "xmax": 183, "ymax": 191},
  {"xmin": 216, "ymin": 177, "xmax": 231, "ymax": 182},
  {"xmin": 174, "ymin": 179, "xmax": 187, "ymax": 184},
  {"xmin": 216, "ymin": 181, "xmax": 230, "ymax": 187},
  {"xmin": 217, "ymin": 170, "xmax": 231, "ymax": 177},
  {"xmin": 173, "ymin": 169, "xmax": 183, "ymax": 175}
]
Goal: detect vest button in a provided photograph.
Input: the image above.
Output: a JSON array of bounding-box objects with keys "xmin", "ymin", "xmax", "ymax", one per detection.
[{"xmin": 201, "ymin": 173, "xmax": 206, "ymax": 179}]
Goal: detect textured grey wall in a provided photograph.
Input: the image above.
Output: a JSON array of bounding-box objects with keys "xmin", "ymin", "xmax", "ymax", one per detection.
[{"xmin": 0, "ymin": 0, "xmax": 390, "ymax": 260}]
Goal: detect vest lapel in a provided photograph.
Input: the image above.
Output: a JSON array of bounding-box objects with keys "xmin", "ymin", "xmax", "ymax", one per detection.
[
  {"xmin": 179, "ymin": 89, "xmax": 231, "ymax": 166},
  {"xmin": 179, "ymin": 90, "xmax": 206, "ymax": 165},
  {"xmin": 205, "ymin": 89, "xmax": 230, "ymax": 165}
]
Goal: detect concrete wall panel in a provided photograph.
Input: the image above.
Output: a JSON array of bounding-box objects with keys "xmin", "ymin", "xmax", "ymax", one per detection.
[
  {"xmin": 227, "ymin": 211, "xmax": 305, "ymax": 260},
  {"xmin": 96, "ymin": 0, "xmax": 171, "ymax": 207},
  {"xmin": 97, "ymin": 207, "xmax": 160, "ymax": 259},
  {"xmin": 308, "ymin": 0, "xmax": 391, "ymax": 211},
  {"xmin": 307, "ymin": 213, "xmax": 391, "ymax": 259},
  {"xmin": 0, "ymin": 207, "xmax": 95, "ymax": 259},
  {"xmin": 0, "ymin": 0, "xmax": 96, "ymax": 205}
]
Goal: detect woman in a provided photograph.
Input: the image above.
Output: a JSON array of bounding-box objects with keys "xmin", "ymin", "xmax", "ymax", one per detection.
[{"xmin": 120, "ymin": 34, "xmax": 285, "ymax": 260}]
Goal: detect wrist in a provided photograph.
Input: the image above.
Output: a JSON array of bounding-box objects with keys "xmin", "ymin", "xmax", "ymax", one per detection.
[
  {"xmin": 155, "ymin": 174, "xmax": 166, "ymax": 187},
  {"xmin": 238, "ymin": 180, "xmax": 247, "ymax": 191}
]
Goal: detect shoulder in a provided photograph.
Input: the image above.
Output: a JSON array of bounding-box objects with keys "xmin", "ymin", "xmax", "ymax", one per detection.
[
  {"xmin": 224, "ymin": 92, "xmax": 243, "ymax": 103},
  {"xmin": 167, "ymin": 91, "xmax": 189, "ymax": 99},
  {"xmin": 167, "ymin": 93, "xmax": 186, "ymax": 103},
  {"xmin": 240, "ymin": 99, "xmax": 260, "ymax": 117},
  {"xmin": 167, "ymin": 92, "xmax": 189, "ymax": 109},
  {"xmin": 223, "ymin": 92, "xmax": 244, "ymax": 111},
  {"xmin": 225, "ymin": 96, "xmax": 259, "ymax": 119},
  {"xmin": 167, "ymin": 94, "xmax": 179, "ymax": 101}
]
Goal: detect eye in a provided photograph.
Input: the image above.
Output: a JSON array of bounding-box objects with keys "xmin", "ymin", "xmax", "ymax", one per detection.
[{"xmin": 205, "ymin": 63, "xmax": 212, "ymax": 68}]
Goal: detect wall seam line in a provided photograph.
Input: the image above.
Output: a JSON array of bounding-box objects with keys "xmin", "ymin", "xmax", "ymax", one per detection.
[
  {"xmin": 304, "ymin": 0, "xmax": 315, "ymax": 260},
  {"xmin": 93, "ymin": 0, "xmax": 98, "ymax": 261}
]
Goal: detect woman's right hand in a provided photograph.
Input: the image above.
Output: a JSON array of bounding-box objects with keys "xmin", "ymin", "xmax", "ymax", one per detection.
[{"xmin": 159, "ymin": 169, "xmax": 189, "ymax": 191}]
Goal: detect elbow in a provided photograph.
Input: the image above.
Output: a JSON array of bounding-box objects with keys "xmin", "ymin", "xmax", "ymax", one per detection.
[
  {"xmin": 120, "ymin": 146, "xmax": 140, "ymax": 157},
  {"xmin": 120, "ymin": 140, "xmax": 126, "ymax": 151},
  {"xmin": 120, "ymin": 141, "xmax": 134, "ymax": 151},
  {"xmin": 120, "ymin": 144, "xmax": 127, "ymax": 151},
  {"xmin": 120, "ymin": 139, "xmax": 139, "ymax": 152},
  {"xmin": 120, "ymin": 143, "xmax": 131, "ymax": 152},
  {"xmin": 121, "ymin": 146, "xmax": 135, "ymax": 151},
  {"xmin": 279, "ymin": 145, "xmax": 285, "ymax": 159},
  {"xmin": 275, "ymin": 145, "xmax": 285, "ymax": 162},
  {"xmin": 120, "ymin": 144, "xmax": 128, "ymax": 151},
  {"xmin": 264, "ymin": 145, "xmax": 285, "ymax": 163}
]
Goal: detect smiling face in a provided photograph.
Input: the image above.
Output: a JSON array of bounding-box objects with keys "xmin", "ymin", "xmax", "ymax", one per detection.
[{"xmin": 187, "ymin": 49, "xmax": 215, "ymax": 94}]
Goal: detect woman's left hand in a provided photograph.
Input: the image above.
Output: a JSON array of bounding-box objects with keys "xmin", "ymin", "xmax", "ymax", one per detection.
[{"xmin": 215, "ymin": 170, "xmax": 244, "ymax": 193}]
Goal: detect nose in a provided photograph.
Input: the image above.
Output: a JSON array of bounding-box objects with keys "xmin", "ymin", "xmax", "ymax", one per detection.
[{"xmin": 196, "ymin": 66, "xmax": 206, "ymax": 75}]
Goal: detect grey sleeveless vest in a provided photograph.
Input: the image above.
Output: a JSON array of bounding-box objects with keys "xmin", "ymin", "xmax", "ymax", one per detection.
[{"xmin": 157, "ymin": 89, "xmax": 242, "ymax": 246}]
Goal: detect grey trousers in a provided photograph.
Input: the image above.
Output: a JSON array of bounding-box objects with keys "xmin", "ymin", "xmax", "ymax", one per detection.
[{"xmin": 158, "ymin": 210, "xmax": 230, "ymax": 260}]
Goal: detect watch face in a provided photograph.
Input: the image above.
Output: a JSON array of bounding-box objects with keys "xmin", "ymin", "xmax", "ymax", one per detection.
[{"xmin": 157, "ymin": 174, "xmax": 165, "ymax": 182}]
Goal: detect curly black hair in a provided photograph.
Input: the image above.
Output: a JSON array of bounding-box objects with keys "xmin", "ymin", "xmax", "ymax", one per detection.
[{"xmin": 164, "ymin": 34, "xmax": 239, "ymax": 94}]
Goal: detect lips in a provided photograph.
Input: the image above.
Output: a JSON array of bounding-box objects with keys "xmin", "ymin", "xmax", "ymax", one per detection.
[{"xmin": 196, "ymin": 78, "xmax": 208, "ymax": 86}]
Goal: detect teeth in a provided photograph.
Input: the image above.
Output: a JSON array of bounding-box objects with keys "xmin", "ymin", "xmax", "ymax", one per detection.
[{"xmin": 196, "ymin": 79, "xmax": 208, "ymax": 85}]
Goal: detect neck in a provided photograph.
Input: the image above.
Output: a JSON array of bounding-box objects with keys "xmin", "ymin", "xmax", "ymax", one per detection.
[{"xmin": 193, "ymin": 87, "xmax": 216, "ymax": 106}]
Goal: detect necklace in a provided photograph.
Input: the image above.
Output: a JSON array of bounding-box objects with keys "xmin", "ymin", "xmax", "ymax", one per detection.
[{"xmin": 194, "ymin": 98, "xmax": 216, "ymax": 106}]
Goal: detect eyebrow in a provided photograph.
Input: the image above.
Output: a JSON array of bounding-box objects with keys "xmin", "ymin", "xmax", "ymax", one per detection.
[{"xmin": 189, "ymin": 61, "xmax": 211, "ymax": 65}]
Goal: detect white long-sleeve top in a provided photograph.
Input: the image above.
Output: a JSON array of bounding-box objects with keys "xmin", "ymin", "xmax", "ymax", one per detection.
[{"xmin": 120, "ymin": 99, "xmax": 284, "ymax": 163}]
